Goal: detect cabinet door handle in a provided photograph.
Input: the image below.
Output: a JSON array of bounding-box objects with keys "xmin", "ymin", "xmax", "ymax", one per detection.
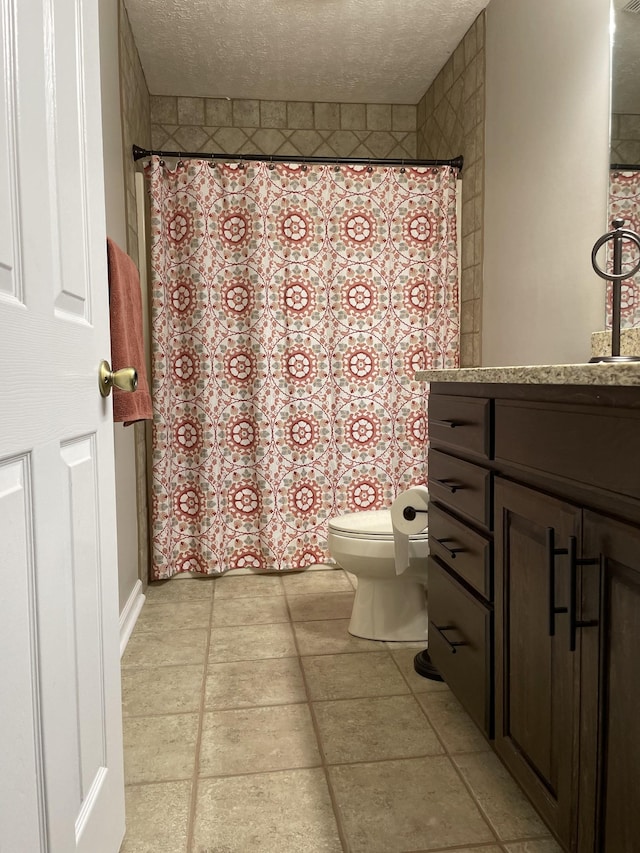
[
  {"xmin": 568, "ymin": 536, "xmax": 600, "ymax": 652},
  {"xmin": 432, "ymin": 623, "xmax": 467, "ymax": 654},
  {"xmin": 546, "ymin": 527, "xmax": 568, "ymax": 637},
  {"xmin": 431, "ymin": 478, "xmax": 461, "ymax": 494},
  {"xmin": 432, "ymin": 537, "xmax": 465, "ymax": 560},
  {"xmin": 431, "ymin": 419, "xmax": 460, "ymax": 429}
]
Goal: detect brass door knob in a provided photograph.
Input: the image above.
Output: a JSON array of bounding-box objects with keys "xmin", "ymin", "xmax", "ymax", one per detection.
[{"xmin": 99, "ymin": 360, "xmax": 138, "ymax": 397}]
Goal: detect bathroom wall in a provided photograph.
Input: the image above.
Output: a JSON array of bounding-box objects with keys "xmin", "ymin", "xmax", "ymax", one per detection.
[
  {"xmin": 416, "ymin": 13, "xmax": 485, "ymax": 368},
  {"xmin": 119, "ymin": 0, "xmax": 152, "ymax": 597},
  {"xmin": 149, "ymin": 97, "xmax": 417, "ymax": 159},
  {"xmin": 611, "ymin": 113, "xmax": 640, "ymax": 165},
  {"xmin": 482, "ymin": 0, "xmax": 610, "ymax": 367},
  {"xmin": 99, "ymin": 0, "xmax": 151, "ymax": 613}
]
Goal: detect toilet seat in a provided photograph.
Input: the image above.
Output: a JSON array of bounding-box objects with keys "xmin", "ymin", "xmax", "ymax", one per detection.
[{"xmin": 328, "ymin": 509, "xmax": 428, "ymax": 539}]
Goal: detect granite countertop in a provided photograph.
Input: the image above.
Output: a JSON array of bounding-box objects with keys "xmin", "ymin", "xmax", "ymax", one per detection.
[{"xmin": 415, "ymin": 362, "xmax": 640, "ymax": 386}]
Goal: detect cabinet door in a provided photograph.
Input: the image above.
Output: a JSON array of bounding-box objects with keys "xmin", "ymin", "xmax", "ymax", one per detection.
[
  {"xmin": 579, "ymin": 512, "xmax": 640, "ymax": 853},
  {"xmin": 495, "ymin": 478, "xmax": 581, "ymax": 851}
]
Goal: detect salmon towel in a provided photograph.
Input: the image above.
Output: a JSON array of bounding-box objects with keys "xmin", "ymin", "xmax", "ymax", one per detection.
[{"xmin": 107, "ymin": 238, "xmax": 153, "ymax": 425}]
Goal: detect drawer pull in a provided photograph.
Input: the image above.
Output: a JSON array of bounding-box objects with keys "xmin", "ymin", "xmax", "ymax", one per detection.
[
  {"xmin": 568, "ymin": 536, "xmax": 600, "ymax": 653},
  {"xmin": 432, "ymin": 537, "xmax": 465, "ymax": 560},
  {"xmin": 432, "ymin": 623, "xmax": 467, "ymax": 654},
  {"xmin": 431, "ymin": 478, "xmax": 461, "ymax": 494},
  {"xmin": 546, "ymin": 527, "xmax": 569, "ymax": 637},
  {"xmin": 431, "ymin": 419, "xmax": 460, "ymax": 429}
]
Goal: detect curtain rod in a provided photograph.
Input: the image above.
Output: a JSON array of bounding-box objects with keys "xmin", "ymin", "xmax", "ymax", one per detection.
[
  {"xmin": 610, "ymin": 163, "xmax": 640, "ymax": 171},
  {"xmin": 132, "ymin": 144, "xmax": 463, "ymax": 172}
]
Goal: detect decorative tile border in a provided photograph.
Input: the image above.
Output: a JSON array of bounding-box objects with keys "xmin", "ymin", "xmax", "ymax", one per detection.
[{"xmin": 149, "ymin": 97, "xmax": 417, "ymax": 160}]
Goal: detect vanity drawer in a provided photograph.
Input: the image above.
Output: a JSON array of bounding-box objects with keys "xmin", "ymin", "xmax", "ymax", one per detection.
[
  {"xmin": 429, "ymin": 503, "xmax": 492, "ymax": 600},
  {"xmin": 429, "ymin": 448, "xmax": 493, "ymax": 530},
  {"xmin": 429, "ymin": 394, "xmax": 491, "ymax": 460},
  {"xmin": 428, "ymin": 556, "xmax": 493, "ymax": 738},
  {"xmin": 494, "ymin": 400, "xmax": 640, "ymax": 500}
]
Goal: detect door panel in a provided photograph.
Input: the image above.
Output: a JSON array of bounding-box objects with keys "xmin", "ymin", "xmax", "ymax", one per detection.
[
  {"xmin": 0, "ymin": 0, "xmax": 125, "ymax": 850},
  {"xmin": 495, "ymin": 477, "xmax": 581, "ymax": 850},
  {"xmin": 581, "ymin": 513, "xmax": 640, "ymax": 853},
  {"xmin": 0, "ymin": 456, "xmax": 47, "ymax": 853}
]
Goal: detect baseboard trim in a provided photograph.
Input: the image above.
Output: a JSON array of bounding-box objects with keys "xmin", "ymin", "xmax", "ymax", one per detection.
[{"xmin": 119, "ymin": 580, "xmax": 145, "ymax": 658}]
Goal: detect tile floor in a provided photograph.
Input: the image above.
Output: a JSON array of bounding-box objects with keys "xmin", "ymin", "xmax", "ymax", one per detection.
[{"xmin": 120, "ymin": 568, "xmax": 562, "ymax": 853}]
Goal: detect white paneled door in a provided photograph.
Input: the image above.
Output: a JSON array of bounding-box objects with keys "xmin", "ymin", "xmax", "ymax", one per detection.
[{"xmin": 0, "ymin": 0, "xmax": 125, "ymax": 851}]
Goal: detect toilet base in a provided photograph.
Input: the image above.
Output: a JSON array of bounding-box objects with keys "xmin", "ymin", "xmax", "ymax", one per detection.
[{"xmin": 348, "ymin": 575, "xmax": 428, "ymax": 642}]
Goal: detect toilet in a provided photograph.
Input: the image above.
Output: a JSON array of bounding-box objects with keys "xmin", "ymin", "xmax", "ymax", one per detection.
[{"xmin": 327, "ymin": 509, "xmax": 429, "ymax": 642}]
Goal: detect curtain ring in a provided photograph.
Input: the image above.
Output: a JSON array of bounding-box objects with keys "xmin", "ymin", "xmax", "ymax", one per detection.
[
  {"xmin": 367, "ymin": 159, "xmax": 373, "ymax": 173},
  {"xmin": 400, "ymin": 159, "xmax": 406, "ymax": 174},
  {"xmin": 268, "ymin": 156, "xmax": 275, "ymax": 170},
  {"xmin": 334, "ymin": 164, "xmax": 340, "ymax": 172},
  {"xmin": 301, "ymin": 163, "xmax": 308, "ymax": 171},
  {"xmin": 159, "ymin": 159, "xmax": 165, "ymax": 167}
]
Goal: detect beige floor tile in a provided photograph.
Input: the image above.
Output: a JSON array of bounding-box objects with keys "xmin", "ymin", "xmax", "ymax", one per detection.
[
  {"xmin": 193, "ymin": 769, "xmax": 343, "ymax": 852},
  {"xmin": 294, "ymin": 618, "xmax": 384, "ymax": 656},
  {"xmin": 205, "ymin": 657, "xmax": 307, "ymax": 709},
  {"xmin": 287, "ymin": 591, "xmax": 355, "ymax": 622},
  {"xmin": 386, "ymin": 639, "xmax": 429, "ymax": 649},
  {"xmin": 213, "ymin": 573, "xmax": 284, "ymax": 598},
  {"xmin": 211, "ymin": 594, "xmax": 290, "ymax": 627},
  {"xmin": 345, "ymin": 570, "xmax": 358, "ymax": 588},
  {"xmin": 120, "ymin": 780, "xmax": 190, "ymax": 853},
  {"xmin": 144, "ymin": 577, "xmax": 214, "ymax": 602},
  {"xmin": 133, "ymin": 600, "xmax": 211, "ymax": 633},
  {"xmin": 121, "ymin": 664, "xmax": 203, "ymax": 716},
  {"xmin": 417, "ymin": 691, "xmax": 491, "ymax": 754},
  {"xmin": 314, "ymin": 695, "xmax": 444, "ymax": 764},
  {"xmin": 505, "ymin": 842, "xmax": 564, "ymax": 853},
  {"xmin": 123, "ymin": 713, "xmax": 198, "ymax": 784},
  {"xmin": 122, "ymin": 628, "xmax": 208, "ymax": 668},
  {"xmin": 199, "ymin": 704, "xmax": 321, "ymax": 776},
  {"xmin": 209, "ymin": 622, "xmax": 297, "ymax": 662},
  {"xmin": 329, "ymin": 756, "xmax": 495, "ymax": 852},
  {"xmin": 302, "ymin": 652, "xmax": 409, "ymax": 700},
  {"xmin": 390, "ymin": 647, "xmax": 451, "ymax": 693},
  {"xmin": 282, "ymin": 569, "xmax": 353, "ymax": 595},
  {"xmin": 454, "ymin": 752, "xmax": 550, "ymax": 840}
]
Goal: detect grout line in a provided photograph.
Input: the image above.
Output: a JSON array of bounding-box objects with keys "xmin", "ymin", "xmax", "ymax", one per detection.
[
  {"xmin": 284, "ymin": 589, "xmax": 351, "ymax": 853},
  {"xmin": 184, "ymin": 576, "xmax": 216, "ymax": 853}
]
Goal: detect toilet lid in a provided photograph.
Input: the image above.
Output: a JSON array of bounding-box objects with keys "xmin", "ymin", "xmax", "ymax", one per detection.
[{"xmin": 328, "ymin": 509, "xmax": 428, "ymax": 538}]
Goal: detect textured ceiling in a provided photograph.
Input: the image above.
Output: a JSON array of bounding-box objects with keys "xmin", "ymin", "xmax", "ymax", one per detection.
[
  {"xmin": 123, "ymin": 0, "xmax": 489, "ymax": 103},
  {"xmin": 613, "ymin": 0, "xmax": 640, "ymax": 113}
]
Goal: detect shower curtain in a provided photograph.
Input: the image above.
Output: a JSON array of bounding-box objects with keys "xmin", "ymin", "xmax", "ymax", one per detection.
[
  {"xmin": 608, "ymin": 169, "xmax": 640, "ymax": 329},
  {"xmin": 148, "ymin": 159, "xmax": 459, "ymax": 578}
]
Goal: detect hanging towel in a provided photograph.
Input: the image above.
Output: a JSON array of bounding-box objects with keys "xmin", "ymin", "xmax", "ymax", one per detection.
[{"xmin": 107, "ymin": 237, "xmax": 153, "ymax": 426}]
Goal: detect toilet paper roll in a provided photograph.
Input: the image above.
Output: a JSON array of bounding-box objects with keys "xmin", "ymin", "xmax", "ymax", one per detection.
[{"xmin": 391, "ymin": 486, "xmax": 430, "ymax": 575}]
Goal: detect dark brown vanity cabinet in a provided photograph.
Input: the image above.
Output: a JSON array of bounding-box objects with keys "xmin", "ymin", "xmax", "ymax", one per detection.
[{"xmin": 427, "ymin": 385, "xmax": 640, "ymax": 853}]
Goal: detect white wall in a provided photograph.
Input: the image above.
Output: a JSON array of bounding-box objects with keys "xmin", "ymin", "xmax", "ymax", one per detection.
[
  {"xmin": 483, "ymin": 0, "xmax": 611, "ymax": 366},
  {"xmin": 98, "ymin": 0, "xmax": 140, "ymax": 613}
]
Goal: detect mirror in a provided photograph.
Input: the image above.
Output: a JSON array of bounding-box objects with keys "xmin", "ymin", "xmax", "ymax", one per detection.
[
  {"xmin": 609, "ymin": 0, "xmax": 640, "ymax": 332},
  {"xmin": 611, "ymin": 0, "xmax": 640, "ymax": 167}
]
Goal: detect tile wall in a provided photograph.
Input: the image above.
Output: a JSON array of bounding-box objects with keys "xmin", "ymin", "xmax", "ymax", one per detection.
[
  {"xmin": 119, "ymin": 0, "xmax": 152, "ymax": 587},
  {"xmin": 149, "ymin": 97, "xmax": 417, "ymax": 160},
  {"xmin": 417, "ymin": 13, "xmax": 485, "ymax": 367}
]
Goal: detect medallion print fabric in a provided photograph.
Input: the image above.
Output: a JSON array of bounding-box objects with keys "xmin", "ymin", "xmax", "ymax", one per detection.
[
  {"xmin": 148, "ymin": 159, "xmax": 459, "ymax": 577},
  {"xmin": 608, "ymin": 170, "xmax": 640, "ymax": 329}
]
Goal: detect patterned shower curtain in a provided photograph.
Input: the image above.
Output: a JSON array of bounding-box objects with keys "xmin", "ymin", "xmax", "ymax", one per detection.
[
  {"xmin": 608, "ymin": 170, "xmax": 640, "ymax": 328},
  {"xmin": 147, "ymin": 159, "xmax": 459, "ymax": 578}
]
